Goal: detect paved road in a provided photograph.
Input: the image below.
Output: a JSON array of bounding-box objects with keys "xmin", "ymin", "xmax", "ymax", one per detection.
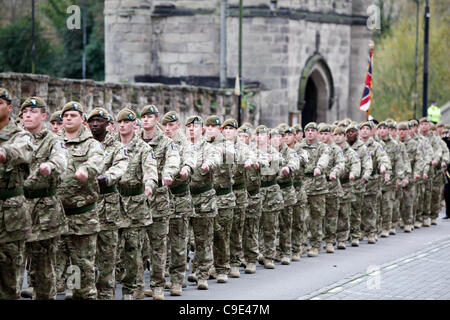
[{"xmin": 22, "ymin": 209, "xmax": 450, "ymax": 300}]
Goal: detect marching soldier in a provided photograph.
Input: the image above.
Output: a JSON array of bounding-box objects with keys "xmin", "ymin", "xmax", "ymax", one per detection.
[
  {"xmin": 57, "ymin": 101, "xmax": 105, "ymax": 299},
  {"xmin": 139, "ymin": 105, "xmax": 180, "ymax": 300},
  {"xmin": 49, "ymin": 111, "xmax": 63, "ymax": 134},
  {"xmin": 87, "ymin": 107, "xmax": 129, "ymax": 300},
  {"xmin": 0, "ymin": 89, "xmax": 35, "ymax": 299},
  {"xmin": 185, "ymin": 115, "xmax": 221, "ymax": 290},
  {"xmin": 116, "ymin": 108, "xmax": 157, "ymax": 300}
]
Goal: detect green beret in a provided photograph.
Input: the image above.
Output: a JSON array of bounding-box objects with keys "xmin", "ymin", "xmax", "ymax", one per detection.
[
  {"xmin": 333, "ymin": 127, "xmax": 346, "ymax": 135},
  {"xmin": 377, "ymin": 121, "xmax": 389, "ymax": 129},
  {"xmin": 116, "ymin": 108, "xmax": 137, "ymax": 122},
  {"xmin": 255, "ymin": 125, "xmax": 269, "ymax": 134},
  {"xmin": 185, "ymin": 115, "xmax": 203, "ymax": 126},
  {"xmin": 20, "ymin": 97, "xmax": 47, "ymax": 113},
  {"xmin": 238, "ymin": 125, "xmax": 251, "ymax": 135},
  {"xmin": 270, "ymin": 128, "xmax": 282, "ymax": 136},
  {"xmin": 346, "ymin": 123, "xmax": 359, "ymax": 133},
  {"xmin": 304, "ymin": 122, "xmax": 318, "ymax": 131},
  {"xmin": 419, "ymin": 117, "xmax": 429, "ymax": 123},
  {"xmin": 388, "ymin": 121, "xmax": 397, "ymax": 129},
  {"xmin": 318, "ymin": 123, "xmax": 331, "ymax": 133},
  {"xmin": 409, "ymin": 119, "xmax": 419, "ymax": 127},
  {"xmin": 242, "ymin": 122, "xmax": 253, "ymax": 129},
  {"xmin": 87, "ymin": 107, "xmax": 109, "ymax": 122},
  {"xmin": 61, "ymin": 101, "xmax": 84, "ymax": 116},
  {"xmin": 140, "ymin": 104, "xmax": 159, "ymax": 117},
  {"xmin": 442, "ymin": 128, "xmax": 449, "ymax": 134},
  {"xmin": 205, "ymin": 115, "xmax": 221, "ymax": 127},
  {"xmin": 222, "ymin": 118, "xmax": 238, "ymax": 129},
  {"xmin": 0, "ymin": 88, "xmax": 11, "ymax": 103},
  {"xmin": 359, "ymin": 121, "xmax": 373, "ymax": 130},
  {"xmin": 161, "ymin": 111, "xmax": 179, "ymax": 125},
  {"xmin": 337, "ymin": 121, "xmax": 347, "ymax": 128},
  {"xmin": 277, "ymin": 123, "xmax": 290, "ymax": 134},
  {"xmin": 397, "ymin": 122, "xmax": 409, "ymax": 130},
  {"xmin": 292, "ymin": 124, "xmax": 302, "ymax": 133},
  {"xmin": 436, "ymin": 121, "xmax": 445, "ymax": 128},
  {"xmin": 50, "ymin": 111, "xmax": 63, "ymax": 123},
  {"xmin": 429, "ymin": 123, "xmax": 436, "ymax": 130}
]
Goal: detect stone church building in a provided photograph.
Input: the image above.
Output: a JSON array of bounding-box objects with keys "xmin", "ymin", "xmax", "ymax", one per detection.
[{"xmin": 105, "ymin": 0, "xmax": 375, "ymax": 127}]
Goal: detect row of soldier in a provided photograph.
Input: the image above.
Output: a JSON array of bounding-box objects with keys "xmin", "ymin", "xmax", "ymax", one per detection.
[{"xmin": 0, "ymin": 87, "xmax": 448, "ymax": 300}]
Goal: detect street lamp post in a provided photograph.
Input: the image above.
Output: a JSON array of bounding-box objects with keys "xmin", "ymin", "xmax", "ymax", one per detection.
[
  {"xmin": 422, "ymin": 0, "xmax": 430, "ymax": 117},
  {"xmin": 413, "ymin": 0, "xmax": 419, "ymax": 119}
]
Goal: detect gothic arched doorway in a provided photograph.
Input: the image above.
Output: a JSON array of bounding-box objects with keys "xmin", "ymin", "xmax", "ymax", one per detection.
[{"xmin": 298, "ymin": 54, "xmax": 335, "ymax": 128}]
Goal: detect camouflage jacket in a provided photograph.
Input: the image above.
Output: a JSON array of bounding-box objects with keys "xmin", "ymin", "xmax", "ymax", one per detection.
[
  {"xmin": 401, "ymin": 137, "xmax": 424, "ymax": 182},
  {"xmin": 119, "ymin": 133, "xmax": 158, "ymax": 227},
  {"xmin": 57, "ymin": 125, "xmax": 104, "ymax": 235},
  {"xmin": 414, "ymin": 132, "xmax": 432, "ymax": 179},
  {"xmin": 338, "ymin": 142, "xmax": 361, "ymax": 203},
  {"xmin": 323, "ymin": 142, "xmax": 345, "ymax": 196},
  {"xmin": 350, "ymin": 138, "xmax": 373, "ymax": 193},
  {"xmin": 298, "ymin": 139, "xmax": 330, "ymax": 196},
  {"xmin": 141, "ymin": 127, "xmax": 180, "ymax": 217},
  {"xmin": 0, "ymin": 119, "xmax": 34, "ymax": 243},
  {"xmin": 231, "ymin": 138, "xmax": 255, "ymax": 206},
  {"xmin": 363, "ymin": 137, "xmax": 391, "ymax": 194},
  {"xmin": 25, "ymin": 128, "xmax": 68, "ymax": 241},
  {"xmin": 379, "ymin": 135, "xmax": 405, "ymax": 190},
  {"xmin": 190, "ymin": 137, "xmax": 221, "ymax": 217},
  {"xmin": 97, "ymin": 132, "xmax": 129, "ymax": 231},
  {"xmin": 207, "ymin": 133, "xmax": 236, "ymax": 209},
  {"xmin": 168, "ymin": 130, "xmax": 196, "ymax": 217},
  {"xmin": 398, "ymin": 140, "xmax": 412, "ymax": 181},
  {"xmin": 275, "ymin": 143, "xmax": 299, "ymax": 206}
]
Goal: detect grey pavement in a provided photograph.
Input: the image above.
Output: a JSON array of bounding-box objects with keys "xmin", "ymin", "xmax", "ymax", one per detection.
[{"xmin": 21, "ymin": 208, "xmax": 450, "ymax": 300}]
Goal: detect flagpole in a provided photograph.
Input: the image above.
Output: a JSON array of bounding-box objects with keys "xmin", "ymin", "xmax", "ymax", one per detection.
[{"xmin": 367, "ymin": 41, "xmax": 374, "ymax": 120}]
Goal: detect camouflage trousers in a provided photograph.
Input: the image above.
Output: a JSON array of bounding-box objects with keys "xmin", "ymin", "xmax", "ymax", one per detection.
[
  {"xmin": 146, "ymin": 216, "xmax": 170, "ymax": 289},
  {"xmin": 376, "ymin": 191, "xmax": 383, "ymax": 233},
  {"xmin": 55, "ymin": 237, "xmax": 70, "ymax": 290},
  {"xmin": 27, "ymin": 237, "xmax": 59, "ymax": 300},
  {"xmin": 323, "ymin": 195, "xmax": 340, "ymax": 245},
  {"xmin": 95, "ymin": 229, "xmax": 119, "ymax": 300},
  {"xmin": 422, "ymin": 179, "xmax": 433, "ymax": 220},
  {"xmin": 120, "ymin": 227, "xmax": 143, "ymax": 296},
  {"xmin": 292, "ymin": 190, "xmax": 309, "ymax": 254},
  {"xmin": 136, "ymin": 229, "xmax": 149, "ymax": 294},
  {"xmin": 243, "ymin": 191, "xmax": 262, "ymax": 264},
  {"xmin": 213, "ymin": 208, "xmax": 234, "ymax": 275},
  {"xmin": 361, "ymin": 192, "xmax": 380, "ymax": 236},
  {"xmin": 307, "ymin": 194, "xmax": 326, "ymax": 249},
  {"xmin": 431, "ymin": 180, "xmax": 444, "ymax": 219},
  {"xmin": 391, "ymin": 188, "xmax": 403, "ymax": 228},
  {"xmin": 337, "ymin": 201, "xmax": 352, "ymax": 242},
  {"xmin": 168, "ymin": 216, "xmax": 189, "ymax": 285},
  {"xmin": 414, "ymin": 182, "xmax": 425, "ymax": 223},
  {"xmin": 0, "ymin": 240, "xmax": 26, "ymax": 299},
  {"xmin": 63, "ymin": 233, "xmax": 98, "ymax": 300},
  {"xmin": 190, "ymin": 216, "xmax": 215, "ymax": 281},
  {"xmin": 400, "ymin": 183, "xmax": 416, "ymax": 226},
  {"xmin": 380, "ymin": 189, "xmax": 395, "ymax": 231},
  {"xmin": 230, "ymin": 206, "xmax": 246, "ymax": 267},
  {"xmin": 277, "ymin": 206, "xmax": 293, "ymax": 259},
  {"xmin": 260, "ymin": 210, "xmax": 281, "ymax": 260},
  {"xmin": 350, "ymin": 192, "xmax": 364, "ymax": 241},
  {"xmin": 18, "ymin": 243, "xmax": 33, "ymax": 292}
]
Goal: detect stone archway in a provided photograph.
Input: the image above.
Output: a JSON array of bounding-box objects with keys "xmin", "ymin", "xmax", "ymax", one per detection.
[{"xmin": 298, "ymin": 54, "xmax": 335, "ymax": 128}]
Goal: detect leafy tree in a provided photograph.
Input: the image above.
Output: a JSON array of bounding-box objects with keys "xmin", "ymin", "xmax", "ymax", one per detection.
[{"xmin": 0, "ymin": 17, "xmax": 57, "ymax": 74}]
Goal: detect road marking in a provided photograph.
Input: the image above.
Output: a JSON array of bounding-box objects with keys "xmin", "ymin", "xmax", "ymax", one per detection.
[
  {"xmin": 350, "ymin": 278, "xmax": 363, "ymax": 283},
  {"xmin": 328, "ymin": 286, "xmax": 344, "ymax": 293},
  {"xmin": 310, "ymin": 297, "xmax": 321, "ymax": 300},
  {"xmin": 402, "ymin": 258, "xmax": 413, "ymax": 264},
  {"xmin": 416, "ymin": 253, "xmax": 427, "ymax": 258}
]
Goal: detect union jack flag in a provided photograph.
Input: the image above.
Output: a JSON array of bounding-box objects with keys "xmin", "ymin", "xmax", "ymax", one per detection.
[{"xmin": 359, "ymin": 45, "xmax": 374, "ymax": 117}]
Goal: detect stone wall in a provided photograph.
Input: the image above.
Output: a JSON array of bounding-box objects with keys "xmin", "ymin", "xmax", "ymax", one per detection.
[{"xmin": 0, "ymin": 72, "xmax": 260, "ymax": 125}]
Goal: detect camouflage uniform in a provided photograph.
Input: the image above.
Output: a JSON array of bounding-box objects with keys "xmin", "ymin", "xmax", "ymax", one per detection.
[
  {"xmin": 391, "ymin": 139, "xmax": 411, "ymax": 230},
  {"xmin": 322, "ymin": 140, "xmax": 345, "ymax": 247},
  {"xmin": 431, "ymin": 133, "xmax": 449, "ymax": 220},
  {"xmin": 189, "ymin": 135, "xmax": 221, "ymax": 282},
  {"xmin": 414, "ymin": 131, "xmax": 432, "ymax": 224},
  {"xmin": 207, "ymin": 131, "xmax": 236, "ymax": 277},
  {"xmin": 95, "ymin": 131, "xmax": 129, "ymax": 300},
  {"xmin": 257, "ymin": 142, "xmax": 284, "ymax": 262},
  {"xmin": 24, "ymin": 125, "xmax": 68, "ymax": 300},
  {"xmin": 378, "ymin": 130, "xmax": 405, "ymax": 234},
  {"xmin": 57, "ymin": 123, "xmax": 105, "ymax": 300},
  {"xmin": 0, "ymin": 118, "xmax": 34, "ymax": 299},
  {"xmin": 166, "ymin": 129, "xmax": 195, "ymax": 287},
  {"xmin": 361, "ymin": 135, "xmax": 391, "ymax": 239},
  {"xmin": 291, "ymin": 141, "xmax": 309, "ymax": 257},
  {"xmin": 349, "ymin": 138, "xmax": 373, "ymax": 242},
  {"xmin": 399, "ymin": 127, "xmax": 423, "ymax": 228},
  {"xmin": 141, "ymin": 125, "xmax": 180, "ymax": 293},
  {"xmin": 298, "ymin": 131, "xmax": 330, "ymax": 253},
  {"xmin": 118, "ymin": 132, "xmax": 157, "ymax": 297},
  {"xmin": 335, "ymin": 140, "xmax": 361, "ymax": 244},
  {"xmin": 276, "ymin": 141, "xmax": 299, "ymax": 260}
]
